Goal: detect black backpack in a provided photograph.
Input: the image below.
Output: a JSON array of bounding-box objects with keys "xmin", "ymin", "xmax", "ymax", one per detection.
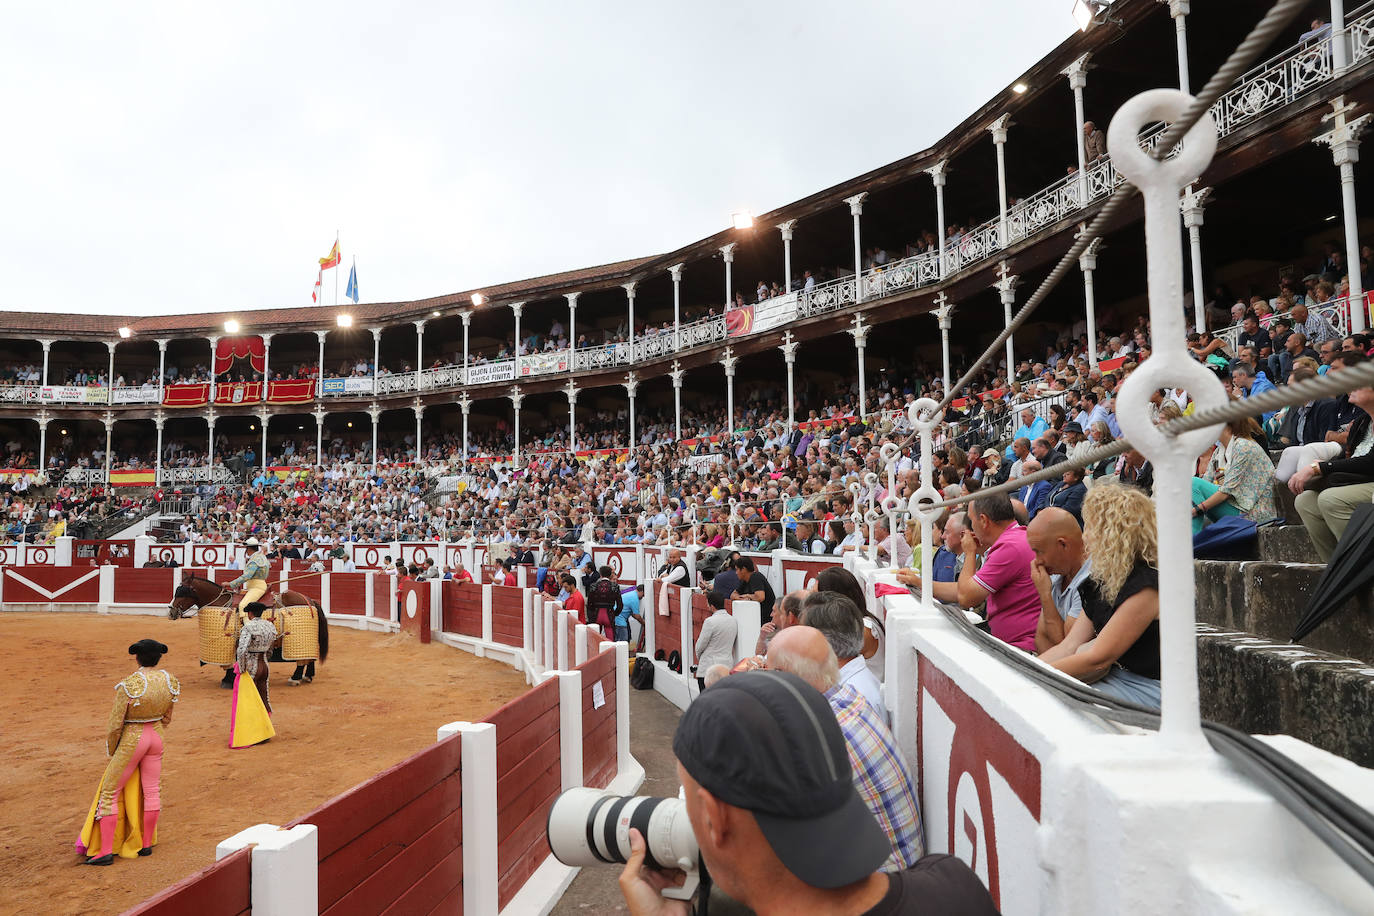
[{"xmin": 630, "ymin": 656, "xmax": 655, "ymax": 690}]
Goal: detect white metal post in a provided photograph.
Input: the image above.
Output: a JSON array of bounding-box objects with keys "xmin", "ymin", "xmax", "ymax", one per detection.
[
  {"xmin": 777, "ymin": 220, "xmax": 797, "ymax": 293},
  {"xmin": 458, "ymin": 393, "xmax": 471, "ymax": 472},
  {"xmin": 845, "ymin": 193, "xmax": 868, "ymax": 302},
  {"xmin": 996, "ymin": 262, "xmax": 1019, "ymax": 373},
  {"xmin": 106, "ymin": 340, "xmax": 116, "ymax": 391},
  {"xmin": 565, "ymin": 382, "xmax": 577, "ymax": 453},
  {"xmin": 1165, "ymin": 0, "xmax": 1191, "ymax": 93},
  {"xmin": 102, "ymin": 412, "xmax": 113, "ymax": 482},
  {"xmin": 720, "ymin": 243, "xmax": 737, "ymax": 308},
  {"xmin": 510, "ymin": 302, "xmax": 523, "ymax": 376},
  {"xmin": 315, "ymin": 330, "xmax": 326, "ymax": 394},
  {"xmin": 369, "ymin": 404, "xmax": 380, "ymax": 471},
  {"xmin": 261, "ymin": 332, "xmax": 272, "ymax": 385},
  {"xmin": 667, "ymin": 266, "xmax": 683, "ymax": 351},
  {"xmin": 259, "ymin": 411, "xmax": 269, "ymax": 472},
  {"xmin": 670, "ymin": 362, "xmax": 685, "ymax": 440},
  {"xmin": 848, "ymin": 315, "xmax": 869, "ymax": 419},
  {"xmin": 625, "ymin": 372, "xmax": 638, "ymax": 446},
  {"xmin": 1065, "ymin": 54, "xmax": 1091, "ymax": 204},
  {"xmin": 623, "ymin": 282, "xmax": 636, "ymax": 359},
  {"xmin": 458, "ymin": 312, "xmax": 470, "ymax": 382},
  {"xmin": 39, "ymin": 339, "xmax": 53, "ymax": 387},
  {"xmin": 989, "ymin": 115, "xmax": 1011, "ymax": 246},
  {"xmin": 932, "ymin": 294, "xmax": 954, "ymax": 393},
  {"xmin": 413, "ymin": 319, "xmax": 426, "ymax": 388},
  {"xmin": 510, "ymin": 386, "xmax": 522, "ymax": 466},
  {"xmin": 780, "ymin": 331, "xmax": 798, "ymax": 432},
  {"xmin": 1080, "ymin": 234, "xmax": 1103, "ymax": 369},
  {"xmin": 1332, "ymin": 0, "xmax": 1352, "ymax": 73},
  {"xmin": 38, "ymin": 410, "xmax": 49, "ymax": 473},
  {"xmin": 413, "ymin": 402, "xmax": 423, "ymax": 459},
  {"xmin": 153, "ymin": 413, "xmax": 163, "ymax": 482},
  {"xmin": 722, "ymin": 348, "xmax": 737, "ymax": 438},
  {"xmin": 1180, "ymin": 186, "xmax": 1211, "ymax": 333},
  {"xmin": 313, "ymin": 408, "xmax": 325, "ymax": 467},
  {"xmin": 565, "ymin": 293, "xmax": 578, "ymax": 373},
  {"xmin": 1315, "ymin": 99, "xmax": 1371, "ymax": 332},
  {"xmin": 370, "ymin": 327, "xmax": 382, "ymax": 393},
  {"xmin": 927, "ymin": 161, "xmax": 948, "ymax": 277}
]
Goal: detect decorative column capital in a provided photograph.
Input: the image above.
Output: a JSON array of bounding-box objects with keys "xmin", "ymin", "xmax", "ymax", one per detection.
[
  {"xmin": 779, "ymin": 330, "xmax": 799, "ymax": 363},
  {"xmin": 844, "ymin": 192, "xmax": 869, "ymax": 216},
  {"xmin": 102, "ymin": 410, "xmax": 115, "ymax": 429},
  {"xmin": 368, "ymin": 404, "xmax": 382, "ymax": 422},
  {"xmin": 315, "ymin": 329, "xmax": 329, "ymax": 343},
  {"xmin": 988, "ymin": 113, "xmax": 1012, "ymax": 145},
  {"xmin": 925, "ymin": 159, "xmax": 948, "ymax": 187},
  {"xmin": 413, "ymin": 319, "xmax": 427, "ymax": 333},
  {"xmin": 932, "ymin": 292, "xmax": 955, "ymax": 329},
  {"xmin": 260, "ymin": 331, "xmax": 274, "ymax": 344},
  {"xmin": 564, "ymin": 380, "xmax": 578, "ymax": 404},
  {"xmin": 509, "ymin": 301, "xmax": 525, "ymax": 318},
  {"xmin": 719, "ymin": 242, "xmax": 738, "ymax": 263},
  {"xmin": 156, "ymin": 338, "xmax": 170, "ymax": 352},
  {"xmin": 257, "ymin": 409, "xmax": 271, "ymax": 424},
  {"xmin": 153, "ymin": 412, "xmax": 165, "ymax": 430},
  {"xmin": 721, "ymin": 347, "xmax": 738, "ymax": 376},
  {"xmin": 312, "ymin": 407, "xmax": 326, "ymax": 422},
  {"xmin": 1159, "ymin": 0, "xmax": 1189, "ymax": 18},
  {"xmin": 509, "ymin": 385, "xmax": 523, "ymax": 409},
  {"xmin": 775, "ymin": 219, "xmax": 798, "ymax": 240},
  {"xmin": 207, "ymin": 410, "xmax": 217, "ymax": 428},
  {"xmin": 412, "ymin": 401, "xmax": 425, "ymax": 419},
  {"xmin": 1062, "ymin": 53, "xmax": 1091, "ymax": 90},
  {"xmin": 1179, "ymin": 185, "xmax": 1212, "ymax": 229},
  {"xmin": 667, "ymin": 264, "xmax": 684, "ymax": 282},
  {"xmin": 106, "ymin": 340, "xmax": 118, "ymax": 354},
  {"xmin": 564, "ymin": 291, "xmax": 581, "ymax": 310},
  {"xmin": 847, "ymin": 314, "xmax": 870, "ymax": 348},
  {"xmin": 208, "ymin": 334, "xmax": 220, "ymax": 348},
  {"xmin": 38, "ymin": 338, "xmax": 55, "ymax": 352},
  {"xmin": 457, "ymin": 392, "xmax": 472, "ymax": 415},
  {"xmin": 1315, "ymin": 98, "xmax": 1372, "ymax": 167},
  {"xmin": 994, "ymin": 261, "xmax": 1020, "ymax": 302},
  {"xmin": 669, "ymin": 360, "xmax": 686, "ymax": 387},
  {"xmin": 622, "ymin": 281, "xmax": 637, "ymax": 299},
  {"xmin": 37, "ymin": 408, "xmax": 51, "ymax": 425},
  {"xmin": 370, "ymin": 326, "xmax": 384, "ymax": 341},
  {"xmin": 1078, "ymin": 231, "xmax": 1105, "ymax": 272},
  {"xmin": 624, "ymin": 371, "xmax": 639, "ymax": 398}
]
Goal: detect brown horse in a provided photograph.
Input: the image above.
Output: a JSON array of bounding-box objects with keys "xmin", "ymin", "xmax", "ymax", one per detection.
[{"xmin": 168, "ymin": 574, "xmax": 329, "ymax": 687}]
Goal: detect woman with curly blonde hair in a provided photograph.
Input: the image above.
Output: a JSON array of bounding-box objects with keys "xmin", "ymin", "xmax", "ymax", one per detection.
[{"xmin": 1039, "ymin": 483, "xmax": 1161, "ymax": 706}]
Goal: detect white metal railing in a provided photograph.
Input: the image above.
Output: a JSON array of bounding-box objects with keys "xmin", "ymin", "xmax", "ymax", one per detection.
[
  {"xmin": 1213, "ymin": 301, "xmax": 1349, "ymax": 354},
  {"xmin": 157, "ymin": 466, "xmax": 237, "ymax": 485},
  {"xmin": 0, "ymin": 385, "xmax": 38, "ymax": 404},
  {"xmin": 62, "ymin": 468, "xmax": 106, "ymax": 485},
  {"xmin": 375, "ymin": 372, "xmax": 418, "ymax": 395}
]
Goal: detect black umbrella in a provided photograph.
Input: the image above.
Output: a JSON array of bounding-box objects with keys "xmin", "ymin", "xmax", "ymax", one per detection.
[{"xmin": 1292, "ymin": 502, "xmax": 1374, "ymax": 641}]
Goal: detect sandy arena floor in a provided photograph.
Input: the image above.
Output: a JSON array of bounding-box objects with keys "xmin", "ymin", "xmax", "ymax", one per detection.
[{"xmin": 0, "ymin": 612, "xmax": 530, "ymax": 916}]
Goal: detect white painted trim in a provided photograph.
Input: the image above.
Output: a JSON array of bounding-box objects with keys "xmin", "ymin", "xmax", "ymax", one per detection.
[
  {"xmin": 365, "ymin": 571, "xmax": 374, "ymax": 618},
  {"xmin": 457, "ymin": 722, "xmax": 499, "ymax": 916},
  {"xmin": 614, "ymin": 640, "xmax": 631, "ymax": 777},
  {"xmin": 575, "ymin": 623, "xmax": 590, "ymax": 666},
  {"xmin": 556, "ymin": 670, "xmax": 583, "ymax": 791},
  {"xmin": 216, "ymin": 823, "xmax": 318, "ymax": 916},
  {"xmin": 557, "ymin": 609, "xmax": 570, "ymax": 671},
  {"xmin": 98, "ymin": 565, "xmax": 115, "ymax": 607}
]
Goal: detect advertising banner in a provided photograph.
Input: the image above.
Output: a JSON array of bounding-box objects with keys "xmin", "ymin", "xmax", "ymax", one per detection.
[
  {"xmin": 518, "ymin": 351, "xmax": 570, "ymax": 376},
  {"xmin": 466, "ymin": 362, "xmax": 515, "ymax": 385}
]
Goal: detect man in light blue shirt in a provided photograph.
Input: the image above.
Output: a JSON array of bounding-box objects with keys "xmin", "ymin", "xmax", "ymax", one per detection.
[{"xmin": 1004, "ymin": 408, "xmax": 1049, "ymax": 460}]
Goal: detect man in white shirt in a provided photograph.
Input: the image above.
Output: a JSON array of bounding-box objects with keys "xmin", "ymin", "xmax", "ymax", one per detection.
[{"xmin": 801, "ymin": 591, "xmax": 887, "ymax": 723}]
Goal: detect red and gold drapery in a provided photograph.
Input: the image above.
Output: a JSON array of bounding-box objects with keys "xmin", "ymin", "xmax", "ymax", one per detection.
[
  {"xmin": 266, "ymin": 379, "xmax": 316, "ymax": 404},
  {"xmin": 214, "ymin": 336, "xmax": 266, "ymax": 375}
]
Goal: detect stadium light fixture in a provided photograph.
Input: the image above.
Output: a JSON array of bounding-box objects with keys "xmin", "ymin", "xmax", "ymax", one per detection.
[
  {"xmin": 1012, "ymin": 83, "xmax": 1029, "ymax": 94},
  {"xmin": 1326, "ymin": 213, "xmax": 1339, "ymax": 221},
  {"xmin": 432, "ymin": 310, "xmax": 441, "ymax": 318},
  {"xmin": 347, "ymin": 420, "xmax": 353, "ymax": 428},
  {"xmin": 732, "ymin": 210, "xmax": 754, "ymax": 230},
  {"xmin": 118, "ymin": 326, "xmax": 132, "ymax": 338},
  {"xmin": 224, "ymin": 319, "xmax": 240, "ymax": 334},
  {"xmin": 471, "ymin": 293, "xmax": 484, "ymax": 306},
  {"xmin": 1072, "ymin": 0, "xmax": 1113, "ymax": 32},
  {"xmin": 60, "ymin": 428, "xmax": 68, "ymax": 435},
  {"xmin": 336, "ymin": 314, "xmax": 353, "ymax": 327}
]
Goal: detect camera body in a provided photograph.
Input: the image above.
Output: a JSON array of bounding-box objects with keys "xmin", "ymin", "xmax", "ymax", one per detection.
[{"xmin": 547, "ymin": 787, "xmax": 701, "ymax": 901}]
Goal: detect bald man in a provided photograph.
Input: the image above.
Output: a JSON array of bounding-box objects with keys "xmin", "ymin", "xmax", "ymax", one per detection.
[
  {"xmin": 766, "ymin": 626, "xmax": 925, "ymax": 871},
  {"xmin": 753, "ymin": 588, "xmax": 807, "ymax": 655},
  {"xmin": 1024, "ymin": 507, "xmax": 1091, "ymax": 654}
]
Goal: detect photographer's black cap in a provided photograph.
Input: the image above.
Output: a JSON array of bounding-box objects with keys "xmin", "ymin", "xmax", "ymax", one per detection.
[{"xmin": 672, "ymin": 670, "xmax": 889, "ymax": 888}]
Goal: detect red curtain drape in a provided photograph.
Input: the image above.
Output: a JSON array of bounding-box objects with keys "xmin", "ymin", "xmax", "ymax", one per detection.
[{"xmin": 214, "ymin": 336, "xmax": 266, "ymax": 375}]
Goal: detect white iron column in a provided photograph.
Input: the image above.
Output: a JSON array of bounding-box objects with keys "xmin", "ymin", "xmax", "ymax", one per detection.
[
  {"xmin": 1180, "ymin": 186, "xmax": 1211, "ymax": 333},
  {"xmin": 315, "ymin": 330, "xmax": 327, "ymax": 392},
  {"xmin": 780, "ymin": 331, "xmax": 798, "ymax": 432},
  {"xmin": 208, "ymin": 335, "xmax": 219, "ymax": 391},
  {"xmin": 458, "ymin": 393, "xmax": 472, "ymax": 471},
  {"xmin": 370, "ymin": 327, "xmax": 382, "ymax": 392},
  {"xmin": 625, "ymin": 372, "xmax": 638, "ymax": 446},
  {"xmin": 1064, "ymin": 54, "xmax": 1091, "ymax": 203},
  {"xmin": 413, "ymin": 320, "xmax": 426, "ymax": 388},
  {"xmin": 989, "ymin": 115, "xmax": 1011, "ymax": 246},
  {"xmin": 666, "ymin": 267, "xmax": 684, "ymax": 352},
  {"xmin": 1333, "ymin": 0, "xmax": 1352, "ymax": 73},
  {"xmin": 564, "ymin": 293, "xmax": 579, "ymax": 373},
  {"xmin": 565, "ymin": 382, "xmax": 578, "ymax": 453},
  {"xmin": 313, "ymin": 407, "xmax": 325, "ymax": 467},
  {"xmin": 102, "ymin": 412, "xmax": 113, "ymax": 481},
  {"xmin": 848, "ymin": 315, "xmax": 870, "ymax": 419},
  {"xmin": 510, "ymin": 386, "xmax": 523, "ymax": 466},
  {"xmin": 669, "ymin": 361, "xmax": 685, "ymax": 440},
  {"xmin": 927, "ymin": 161, "xmax": 948, "ymax": 278},
  {"xmin": 1162, "ymin": 0, "xmax": 1191, "ymax": 93},
  {"xmin": 207, "ymin": 412, "xmax": 216, "ymax": 467},
  {"xmin": 153, "ymin": 413, "xmax": 164, "ymax": 482},
  {"xmin": 156, "ymin": 339, "xmax": 168, "ymax": 399},
  {"xmin": 720, "ymin": 243, "xmax": 737, "ymax": 307},
  {"xmin": 1080, "ymin": 233, "xmax": 1103, "ymax": 369},
  {"xmin": 932, "ymin": 293, "xmax": 954, "ymax": 393},
  {"xmin": 510, "ymin": 302, "xmax": 523, "ymax": 375},
  {"xmin": 456, "ymin": 312, "xmax": 470, "ymax": 381},
  {"xmin": 37, "ymin": 410, "xmax": 49, "ymax": 472},
  {"xmin": 1315, "ymin": 99, "xmax": 1371, "ymax": 332},
  {"xmin": 777, "ymin": 221, "xmax": 797, "ymax": 293},
  {"xmin": 260, "ymin": 332, "xmax": 273, "ymax": 385},
  {"xmin": 369, "ymin": 404, "xmax": 381, "ymax": 470},
  {"xmin": 39, "ymin": 339, "xmax": 53, "ymax": 386},
  {"xmin": 722, "ymin": 348, "xmax": 737, "ymax": 438},
  {"xmin": 413, "ymin": 400, "xmax": 424, "ymax": 459},
  {"xmin": 258, "ymin": 410, "xmax": 269, "ymax": 472},
  {"xmin": 106, "ymin": 340, "xmax": 116, "ymax": 390},
  {"xmin": 845, "ymin": 193, "xmax": 868, "ymax": 302},
  {"xmin": 622, "ymin": 283, "xmax": 636, "ymax": 360},
  {"xmin": 996, "ymin": 262, "xmax": 1019, "ymax": 373}
]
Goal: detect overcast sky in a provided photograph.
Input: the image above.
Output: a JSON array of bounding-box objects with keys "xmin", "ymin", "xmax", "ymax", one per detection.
[{"xmin": 1, "ymin": 1, "xmax": 1073, "ymax": 317}]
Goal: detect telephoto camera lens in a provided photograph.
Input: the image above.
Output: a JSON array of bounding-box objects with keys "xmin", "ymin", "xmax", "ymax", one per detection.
[{"xmin": 547, "ymin": 787, "xmax": 700, "ymax": 899}]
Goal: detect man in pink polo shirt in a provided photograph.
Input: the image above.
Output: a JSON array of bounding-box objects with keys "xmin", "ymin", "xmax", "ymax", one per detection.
[
  {"xmin": 890, "ymin": 491, "xmax": 1040, "ymax": 651},
  {"xmin": 960, "ymin": 491, "xmax": 1040, "ymax": 651}
]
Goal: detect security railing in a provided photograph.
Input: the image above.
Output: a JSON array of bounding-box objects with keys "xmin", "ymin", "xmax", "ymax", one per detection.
[
  {"xmin": 157, "ymin": 466, "xmax": 237, "ymax": 485},
  {"xmin": 1212, "ymin": 301, "xmax": 1349, "ymax": 353}
]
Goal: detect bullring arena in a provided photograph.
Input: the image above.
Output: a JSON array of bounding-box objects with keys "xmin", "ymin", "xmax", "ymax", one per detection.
[{"xmin": 1, "ymin": 612, "xmax": 528, "ymax": 915}]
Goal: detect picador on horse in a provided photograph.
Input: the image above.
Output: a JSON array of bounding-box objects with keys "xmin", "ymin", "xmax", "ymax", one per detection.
[{"xmin": 167, "ymin": 537, "xmax": 329, "ymax": 688}]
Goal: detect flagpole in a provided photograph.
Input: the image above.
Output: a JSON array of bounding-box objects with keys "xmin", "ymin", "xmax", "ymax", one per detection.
[{"xmin": 334, "ymin": 231, "xmax": 340, "ymax": 306}]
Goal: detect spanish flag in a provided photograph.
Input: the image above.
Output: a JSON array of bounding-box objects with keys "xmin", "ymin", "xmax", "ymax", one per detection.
[{"xmin": 319, "ymin": 239, "xmax": 341, "ymax": 271}]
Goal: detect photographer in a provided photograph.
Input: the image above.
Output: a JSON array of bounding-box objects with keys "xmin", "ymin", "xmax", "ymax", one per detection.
[{"xmin": 618, "ymin": 671, "xmax": 998, "ymax": 915}]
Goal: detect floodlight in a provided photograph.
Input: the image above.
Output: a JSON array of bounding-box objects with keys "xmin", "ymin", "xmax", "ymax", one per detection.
[
  {"xmin": 337, "ymin": 314, "xmax": 353, "ymax": 327},
  {"xmin": 732, "ymin": 210, "xmax": 754, "ymax": 230},
  {"xmin": 118, "ymin": 327, "xmax": 132, "ymax": 338},
  {"xmin": 471, "ymin": 293, "xmax": 484, "ymax": 306},
  {"xmin": 224, "ymin": 319, "xmax": 241, "ymax": 334},
  {"xmin": 1072, "ymin": 0, "xmax": 1112, "ymax": 32},
  {"xmin": 1012, "ymin": 83, "xmax": 1028, "ymax": 94}
]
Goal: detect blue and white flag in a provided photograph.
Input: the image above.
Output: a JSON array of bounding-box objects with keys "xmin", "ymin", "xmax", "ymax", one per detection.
[{"xmin": 345, "ymin": 261, "xmax": 359, "ymax": 303}]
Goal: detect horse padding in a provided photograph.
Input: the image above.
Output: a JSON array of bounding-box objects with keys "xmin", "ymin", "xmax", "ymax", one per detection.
[
  {"xmin": 277, "ymin": 605, "xmax": 320, "ymax": 661},
  {"xmin": 198, "ymin": 605, "xmax": 241, "ymax": 666}
]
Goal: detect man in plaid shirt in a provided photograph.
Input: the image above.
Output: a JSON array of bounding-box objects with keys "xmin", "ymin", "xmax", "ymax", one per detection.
[{"xmin": 767, "ymin": 625, "xmax": 925, "ymax": 871}]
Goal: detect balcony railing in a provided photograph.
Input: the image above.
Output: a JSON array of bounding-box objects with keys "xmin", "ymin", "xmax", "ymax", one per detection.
[{"xmin": 5, "ymin": 19, "xmax": 1367, "ymax": 415}]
